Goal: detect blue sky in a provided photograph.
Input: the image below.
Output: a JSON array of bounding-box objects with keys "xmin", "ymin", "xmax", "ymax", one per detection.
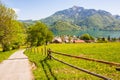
[{"xmin": 2, "ymin": 0, "xmax": 120, "ymax": 20}]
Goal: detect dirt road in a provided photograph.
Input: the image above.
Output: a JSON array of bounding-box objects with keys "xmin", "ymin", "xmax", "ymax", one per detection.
[{"xmin": 0, "ymin": 50, "xmax": 33, "ymax": 80}]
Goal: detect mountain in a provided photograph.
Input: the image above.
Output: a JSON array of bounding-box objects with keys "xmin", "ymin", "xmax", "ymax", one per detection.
[
  {"xmin": 19, "ymin": 19, "xmax": 34, "ymax": 23},
  {"xmin": 114, "ymin": 15, "xmax": 120, "ymax": 20},
  {"xmin": 41, "ymin": 6, "xmax": 120, "ymax": 32},
  {"xmin": 50, "ymin": 20, "xmax": 81, "ymax": 35},
  {"xmin": 19, "ymin": 19, "xmax": 37, "ymax": 28},
  {"xmin": 20, "ymin": 6, "xmax": 120, "ymax": 37}
]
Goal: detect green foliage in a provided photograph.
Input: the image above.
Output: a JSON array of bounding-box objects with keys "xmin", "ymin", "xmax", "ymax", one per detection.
[
  {"xmin": 27, "ymin": 22, "xmax": 53, "ymax": 46},
  {"xmin": 80, "ymin": 33, "xmax": 94, "ymax": 41},
  {"xmin": 25, "ymin": 43, "xmax": 120, "ymax": 79},
  {"xmin": 11, "ymin": 20, "xmax": 26, "ymax": 49},
  {"xmin": 0, "ymin": 2, "xmax": 25, "ymax": 51},
  {"xmin": 97, "ymin": 37, "xmax": 108, "ymax": 43}
]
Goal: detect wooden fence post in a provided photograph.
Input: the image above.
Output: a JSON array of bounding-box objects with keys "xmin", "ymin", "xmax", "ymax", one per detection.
[
  {"xmin": 34, "ymin": 48, "xmax": 36, "ymax": 53},
  {"xmin": 44, "ymin": 45, "xmax": 46, "ymax": 55},
  {"xmin": 38, "ymin": 47, "xmax": 39, "ymax": 54},
  {"xmin": 41, "ymin": 48, "xmax": 43, "ymax": 55},
  {"xmin": 116, "ymin": 67, "xmax": 120, "ymax": 71},
  {"xmin": 30, "ymin": 48, "xmax": 32, "ymax": 53},
  {"xmin": 47, "ymin": 48, "xmax": 52, "ymax": 60}
]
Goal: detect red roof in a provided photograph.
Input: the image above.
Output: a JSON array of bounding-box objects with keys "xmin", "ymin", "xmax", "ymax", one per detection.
[{"xmin": 74, "ymin": 40, "xmax": 85, "ymax": 43}]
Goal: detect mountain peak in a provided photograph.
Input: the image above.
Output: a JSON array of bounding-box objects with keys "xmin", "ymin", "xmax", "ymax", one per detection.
[
  {"xmin": 71, "ymin": 6, "xmax": 84, "ymax": 11},
  {"xmin": 72, "ymin": 6, "xmax": 79, "ymax": 8}
]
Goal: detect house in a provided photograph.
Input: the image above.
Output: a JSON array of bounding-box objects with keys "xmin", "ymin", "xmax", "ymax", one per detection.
[
  {"xmin": 73, "ymin": 40, "xmax": 85, "ymax": 43},
  {"xmin": 52, "ymin": 37, "xmax": 62, "ymax": 43}
]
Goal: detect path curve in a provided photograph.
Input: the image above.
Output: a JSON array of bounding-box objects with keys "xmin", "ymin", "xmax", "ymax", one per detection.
[{"xmin": 0, "ymin": 50, "xmax": 34, "ymax": 80}]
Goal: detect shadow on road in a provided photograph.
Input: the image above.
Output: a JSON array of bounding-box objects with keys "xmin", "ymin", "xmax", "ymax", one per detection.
[{"xmin": 40, "ymin": 57, "xmax": 57, "ymax": 80}]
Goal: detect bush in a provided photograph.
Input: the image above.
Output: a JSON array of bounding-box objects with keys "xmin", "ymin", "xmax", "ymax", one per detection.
[{"xmin": 80, "ymin": 33, "xmax": 94, "ymax": 40}]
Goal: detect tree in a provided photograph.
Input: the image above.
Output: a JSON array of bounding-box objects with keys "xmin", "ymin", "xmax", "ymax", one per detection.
[
  {"xmin": 0, "ymin": 2, "xmax": 24, "ymax": 51},
  {"xmin": 119, "ymin": 37, "xmax": 120, "ymax": 41},
  {"xmin": 112, "ymin": 37, "xmax": 117, "ymax": 42},
  {"xmin": 97, "ymin": 37, "xmax": 108, "ymax": 43},
  {"xmin": 11, "ymin": 20, "xmax": 25, "ymax": 49},
  {"xmin": 80, "ymin": 33, "xmax": 94, "ymax": 40},
  {"xmin": 27, "ymin": 22, "xmax": 53, "ymax": 47},
  {"xmin": 107, "ymin": 35, "xmax": 111, "ymax": 41},
  {"xmin": 45, "ymin": 30, "xmax": 53, "ymax": 45}
]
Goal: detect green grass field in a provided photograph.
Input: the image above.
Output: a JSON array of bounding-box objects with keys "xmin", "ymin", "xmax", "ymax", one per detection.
[
  {"xmin": 25, "ymin": 42, "xmax": 120, "ymax": 80},
  {"xmin": 0, "ymin": 50, "xmax": 16, "ymax": 62}
]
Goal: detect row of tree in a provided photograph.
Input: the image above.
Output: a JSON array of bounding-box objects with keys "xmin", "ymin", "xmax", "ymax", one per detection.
[{"xmin": 0, "ymin": 1, "xmax": 53, "ymax": 51}]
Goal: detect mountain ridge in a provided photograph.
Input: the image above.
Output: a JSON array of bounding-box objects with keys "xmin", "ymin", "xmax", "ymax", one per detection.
[
  {"xmin": 21, "ymin": 6, "xmax": 120, "ymax": 37},
  {"xmin": 41, "ymin": 6, "xmax": 120, "ymax": 31}
]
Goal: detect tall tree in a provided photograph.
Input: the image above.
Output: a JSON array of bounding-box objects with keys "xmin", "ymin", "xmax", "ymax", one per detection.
[
  {"xmin": 11, "ymin": 20, "xmax": 25, "ymax": 49},
  {"xmin": 107, "ymin": 35, "xmax": 111, "ymax": 41},
  {"xmin": 27, "ymin": 22, "xmax": 53, "ymax": 47},
  {"xmin": 0, "ymin": 1, "xmax": 24, "ymax": 51}
]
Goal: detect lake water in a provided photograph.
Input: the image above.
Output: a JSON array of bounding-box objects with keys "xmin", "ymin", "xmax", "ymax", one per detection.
[{"xmin": 78, "ymin": 30, "xmax": 120, "ymax": 38}]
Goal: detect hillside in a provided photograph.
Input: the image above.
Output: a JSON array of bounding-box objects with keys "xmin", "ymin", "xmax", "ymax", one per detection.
[
  {"xmin": 50, "ymin": 20, "xmax": 81, "ymax": 35},
  {"xmin": 41, "ymin": 6, "xmax": 120, "ymax": 31}
]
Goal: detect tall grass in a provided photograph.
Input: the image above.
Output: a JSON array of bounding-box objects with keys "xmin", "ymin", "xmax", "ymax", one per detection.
[{"xmin": 25, "ymin": 42, "xmax": 120, "ymax": 80}]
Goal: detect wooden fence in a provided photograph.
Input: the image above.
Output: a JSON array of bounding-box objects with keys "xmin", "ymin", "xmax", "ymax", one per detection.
[{"xmin": 47, "ymin": 49, "xmax": 113, "ymax": 80}]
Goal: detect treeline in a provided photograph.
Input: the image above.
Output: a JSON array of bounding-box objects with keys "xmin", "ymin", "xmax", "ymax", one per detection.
[
  {"xmin": 53, "ymin": 33, "xmax": 120, "ymax": 43},
  {"xmin": 0, "ymin": 1, "xmax": 53, "ymax": 52},
  {"xmin": 79, "ymin": 34, "xmax": 120, "ymax": 43},
  {"xmin": 97, "ymin": 36, "xmax": 120, "ymax": 43},
  {"xmin": 78, "ymin": 34, "xmax": 120, "ymax": 43}
]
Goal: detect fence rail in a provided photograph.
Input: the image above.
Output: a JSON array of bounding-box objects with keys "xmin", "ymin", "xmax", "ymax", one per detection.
[
  {"xmin": 47, "ymin": 49, "xmax": 112, "ymax": 80},
  {"xmin": 48, "ymin": 50, "xmax": 120, "ymax": 67}
]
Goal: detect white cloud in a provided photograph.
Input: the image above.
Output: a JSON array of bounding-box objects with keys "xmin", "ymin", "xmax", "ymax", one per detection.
[{"xmin": 12, "ymin": 8, "xmax": 20, "ymax": 14}]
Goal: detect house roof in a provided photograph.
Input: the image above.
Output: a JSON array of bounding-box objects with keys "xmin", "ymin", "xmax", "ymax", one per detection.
[{"xmin": 74, "ymin": 40, "xmax": 85, "ymax": 43}]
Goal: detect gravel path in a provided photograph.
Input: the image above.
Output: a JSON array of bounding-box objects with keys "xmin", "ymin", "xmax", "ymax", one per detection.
[{"xmin": 0, "ymin": 50, "xmax": 34, "ymax": 80}]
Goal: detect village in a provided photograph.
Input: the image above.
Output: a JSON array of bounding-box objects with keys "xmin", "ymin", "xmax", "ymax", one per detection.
[
  {"xmin": 53, "ymin": 35, "xmax": 86, "ymax": 43},
  {"xmin": 52, "ymin": 35, "xmax": 120, "ymax": 43}
]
